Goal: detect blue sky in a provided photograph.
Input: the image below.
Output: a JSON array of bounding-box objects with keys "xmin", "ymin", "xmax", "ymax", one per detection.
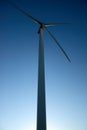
[{"xmin": 0, "ymin": 0, "xmax": 87, "ymax": 130}]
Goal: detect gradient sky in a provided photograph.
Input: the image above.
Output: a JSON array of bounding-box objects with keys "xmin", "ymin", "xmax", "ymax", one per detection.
[{"xmin": 0, "ymin": 0, "xmax": 87, "ymax": 130}]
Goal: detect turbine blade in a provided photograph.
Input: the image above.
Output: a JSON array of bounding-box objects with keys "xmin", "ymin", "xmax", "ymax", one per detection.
[
  {"xmin": 6, "ymin": 0, "xmax": 41, "ymax": 25},
  {"xmin": 45, "ymin": 27, "xmax": 71, "ymax": 62},
  {"xmin": 45, "ymin": 23, "xmax": 69, "ymax": 27}
]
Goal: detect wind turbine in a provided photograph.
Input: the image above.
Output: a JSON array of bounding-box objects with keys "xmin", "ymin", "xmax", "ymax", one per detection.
[{"xmin": 6, "ymin": 1, "xmax": 71, "ymax": 130}]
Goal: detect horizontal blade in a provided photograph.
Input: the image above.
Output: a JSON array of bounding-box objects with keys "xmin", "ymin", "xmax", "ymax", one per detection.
[
  {"xmin": 45, "ymin": 27, "xmax": 71, "ymax": 62},
  {"xmin": 45, "ymin": 23, "xmax": 69, "ymax": 27},
  {"xmin": 6, "ymin": 0, "xmax": 41, "ymax": 25}
]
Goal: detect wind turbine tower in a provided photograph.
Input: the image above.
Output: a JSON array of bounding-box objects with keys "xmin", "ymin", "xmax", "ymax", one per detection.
[{"xmin": 6, "ymin": 1, "xmax": 71, "ymax": 130}]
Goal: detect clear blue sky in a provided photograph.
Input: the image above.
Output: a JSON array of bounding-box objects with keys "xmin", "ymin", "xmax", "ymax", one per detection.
[{"xmin": 0, "ymin": 0, "xmax": 87, "ymax": 130}]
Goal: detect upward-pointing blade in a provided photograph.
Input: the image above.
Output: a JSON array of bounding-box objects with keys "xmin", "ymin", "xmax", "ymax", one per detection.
[
  {"xmin": 6, "ymin": 0, "xmax": 41, "ymax": 25},
  {"xmin": 45, "ymin": 27, "xmax": 71, "ymax": 62}
]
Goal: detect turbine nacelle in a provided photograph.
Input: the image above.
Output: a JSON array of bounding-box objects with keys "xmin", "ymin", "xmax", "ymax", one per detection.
[
  {"xmin": 38, "ymin": 23, "xmax": 56, "ymax": 33},
  {"xmin": 38, "ymin": 24, "xmax": 45, "ymax": 34}
]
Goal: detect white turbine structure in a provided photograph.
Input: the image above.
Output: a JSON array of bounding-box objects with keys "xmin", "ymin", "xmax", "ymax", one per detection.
[{"xmin": 6, "ymin": 1, "xmax": 71, "ymax": 130}]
